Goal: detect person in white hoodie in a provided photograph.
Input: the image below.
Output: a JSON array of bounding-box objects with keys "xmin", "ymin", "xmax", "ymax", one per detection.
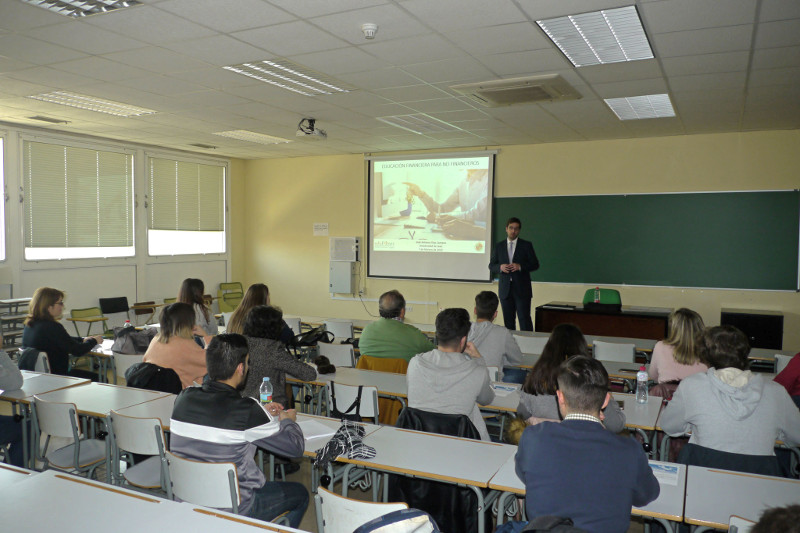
[
  {"xmin": 660, "ymin": 325, "xmax": 800, "ymax": 458},
  {"xmin": 468, "ymin": 291, "xmax": 523, "ymax": 380},
  {"xmin": 407, "ymin": 308, "xmax": 495, "ymax": 441}
]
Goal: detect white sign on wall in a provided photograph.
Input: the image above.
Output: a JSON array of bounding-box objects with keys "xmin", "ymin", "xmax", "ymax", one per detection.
[{"xmin": 313, "ymin": 223, "xmax": 329, "ymax": 236}]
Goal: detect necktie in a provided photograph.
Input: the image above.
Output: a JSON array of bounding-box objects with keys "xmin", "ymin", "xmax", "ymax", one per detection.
[{"xmin": 508, "ymin": 240, "xmax": 514, "ymax": 262}]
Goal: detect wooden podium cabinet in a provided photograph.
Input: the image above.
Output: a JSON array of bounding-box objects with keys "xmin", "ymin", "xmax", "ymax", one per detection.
[{"xmin": 535, "ymin": 302, "xmax": 671, "ymax": 340}]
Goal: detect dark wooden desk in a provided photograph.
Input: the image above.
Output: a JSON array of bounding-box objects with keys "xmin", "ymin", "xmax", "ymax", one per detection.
[{"xmin": 535, "ymin": 302, "xmax": 671, "ymax": 340}]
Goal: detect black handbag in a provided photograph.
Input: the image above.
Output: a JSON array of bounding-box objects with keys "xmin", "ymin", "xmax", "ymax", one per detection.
[
  {"xmin": 329, "ymin": 381, "xmax": 363, "ymax": 422},
  {"xmin": 291, "ymin": 326, "xmax": 334, "ymax": 347},
  {"xmin": 111, "ymin": 326, "xmax": 157, "ymax": 354}
]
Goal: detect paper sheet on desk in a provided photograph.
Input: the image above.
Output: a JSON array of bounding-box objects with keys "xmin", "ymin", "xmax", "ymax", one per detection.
[
  {"xmin": 649, "ymin": 463, "xmax": 679, "ymax": 486},
  {"xmin": 298, "ymin": 420, "xmax": 337, "ymax": 441},
  {"xmin": 491, "ymin": 384, "xmax": 519, "ymax": 397}
]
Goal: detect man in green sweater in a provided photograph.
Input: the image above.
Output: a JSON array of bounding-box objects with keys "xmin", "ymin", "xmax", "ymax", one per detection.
[{"xmin": 358, "ymin": 290, "xmax": 433, "ymax": 362}]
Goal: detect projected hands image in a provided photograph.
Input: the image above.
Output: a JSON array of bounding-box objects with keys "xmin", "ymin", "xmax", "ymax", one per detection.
[{"xmin": 374, "ymin": 157, "xmax": 489, "ymax": 254}]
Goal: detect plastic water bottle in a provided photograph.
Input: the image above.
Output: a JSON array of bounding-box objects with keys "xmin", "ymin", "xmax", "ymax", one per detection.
[
  {"xmin": 636, "ymin": 366, "xmax": 648, "ymax": 404},
  {"xmin": 259, "ymin": 377, "xmax": 273, "ymax": 405},
  {"xmin": 124, "ymin": 319, "xmax": 133, "ymax": 328},
  {"xmin": 594, "ymin": 287, "xmax": 600, "ymax": 303}
]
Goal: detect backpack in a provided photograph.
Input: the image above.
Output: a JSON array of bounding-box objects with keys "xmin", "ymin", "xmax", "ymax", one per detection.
[
  {"xmin": 124, "ymin": 362, "xmax": 182, "ymax": 394},
  {"xmin": 353, "ymin": 509, "xmax": 441, "ymax": 533},
  {"xmin": 111, "ymin": 326, "xmax": 157, "ymax": 354}
]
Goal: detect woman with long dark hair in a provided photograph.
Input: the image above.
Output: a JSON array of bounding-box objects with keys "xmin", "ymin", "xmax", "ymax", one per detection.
[
  {"xmin": 143, "ymin": 302, "xmax": 210, "ymax": 388},
  {"xmin": 178, "ymin": 278, "xmax": 218, "ymax": 336}
]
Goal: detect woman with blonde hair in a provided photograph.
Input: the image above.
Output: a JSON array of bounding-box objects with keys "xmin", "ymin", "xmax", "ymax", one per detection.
[
  {"xmin": 143, "ymin": 303, "xmax": 211, "ymax": 388},
  {"xmin": 177, "ymin": 278, "xmax": 218, "ymax": 336},
  {"xmin": 226, "ymin": 283, "xmax": 295, "ymax": 344},
  {"xmin": 649, "ymin": 308, "xmax": 707, "ymax": 383},
  {"xmin": 21, "ymin": 287, "xmax": 102, "ymax": 380}
]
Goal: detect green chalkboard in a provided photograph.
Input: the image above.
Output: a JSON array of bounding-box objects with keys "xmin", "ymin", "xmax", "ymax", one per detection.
[{"xmin": 493, "ymin": 191, "xmax": 800, "ymax": 291}]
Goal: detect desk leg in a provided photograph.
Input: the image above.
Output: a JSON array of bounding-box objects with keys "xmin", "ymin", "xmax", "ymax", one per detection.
[
  {"xmin": 15, "ymin": 403, "xmax": 30, "ymax": 469},
  {"xmin": 466, "ymin": 484, "xmax": 496, "ymax": 533},
  {"xmin": 495, "ymin": 491, "xmax": 518, "ymax": 526}
]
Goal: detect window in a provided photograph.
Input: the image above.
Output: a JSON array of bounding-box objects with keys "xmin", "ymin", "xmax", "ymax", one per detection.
[
  {"xmin": 147, "ymin": 156, "xmax": 226, "ymax": 256},
  {"xmin": 22, "ymin": 139, "xmax": 134, "ymax": 260}
]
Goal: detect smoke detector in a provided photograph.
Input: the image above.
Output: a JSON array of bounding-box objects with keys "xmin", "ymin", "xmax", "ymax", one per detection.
[{"xmin": 361, "ymin": 23, "xmax": 378, "ymax": 39}]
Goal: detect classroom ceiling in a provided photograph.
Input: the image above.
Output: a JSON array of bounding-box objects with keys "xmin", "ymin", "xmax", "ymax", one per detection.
[{"xmin": 0, "ymin": 0, "xmax": 798, "ymax": 159}]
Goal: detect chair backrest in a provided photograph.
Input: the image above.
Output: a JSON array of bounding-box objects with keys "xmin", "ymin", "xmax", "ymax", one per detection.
[
  {"xmin": 513, "ymin": 334, "xmax": 548, "ymax": 355},
  {"xmin": 677, "ymin": 443, "xmax": 781, "ymax": 477},
  {"xmin": 219, "ymin": 282, "xmax": 243, "ymax": 293},
  {"xmin": 285, "ymin": 317, "xmax": 302, "ymax": 336},
  {"xmin": 221, "ymin": 312, "xmax": 234, "ymax": 326},
  {"xmin": 324, "ymin": 320, "xmax": 354, "ymax": 340},
  {"xmin": 315, "ymin": 486, "xmax": 407, "ymax": 533},
  {"xmin": 109, "ymin": 410, "xmax": 165, "ymax": 456},
  {"xmin": 18, "ymin": 347, "xmax": 50, "ymax": 372},
  {"xmin": 164, "ymin": 297, "xmax": 177, "ymax": 304},
  {"xmin": 218, "ymin": 283, "xmax": 244, "ymax": 313},
  {"xmin": 99, "ymin": 296, "xmax": 130, "ymax": 315},
  {"xmin": 33, "ymin": 396, "xmax": 81, "ymax": 439},
  {"xmin": 132, "ymin": 301, "xmax": 155, "ymax": 317},
  {"xmin": 775, "ymin": 354, "xmax": 793, "ymax": 374},
  {"xmin": 166, "ymin": 451, "xmax": 240, "ymax": 513},
  {"xmin": 729, "ymin": 515, "xmax": 755, "ymax": 533},
  {"xmin": 114, "ymin": 353, "xmax": 144, "ymax": 382},
  {"xmin": 326, "ymin": 382, "xmax": 379, "ymax": 420},
  {"xmin": 395, "ymin": 407, "xmax": 480, "ymax": 440},
  {"xmin": 592, "ymin": 340, "xmax": 636, "ymax": 363},
  {"xmin": 318, "ymin": 343, "xmax": 356, "ymax": 367},
  {"xmin": 486, "ymin": 366, "xmax": 500, "ymax": 381},
  {"xmin": 70, "ymin": 306, "xmax": 104, "ymax": 320}
]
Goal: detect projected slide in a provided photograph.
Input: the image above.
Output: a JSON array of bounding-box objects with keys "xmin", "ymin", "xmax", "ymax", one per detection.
[{"xmin": 368, "ymin": 152, "xmax": 495, "ymax": 282}]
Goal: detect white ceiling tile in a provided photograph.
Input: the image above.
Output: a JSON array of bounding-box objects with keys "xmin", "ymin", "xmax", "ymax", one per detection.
[
  {"xmin": 400, "ymin": 57, "xmax": 495, "ymax": 85},
  {"xmin": 652, "ymin": 25, "xmax": 753, "ymax": 58},
  {"xmin": 751, "ymin": 45, "xmax": 800, "ymax": 70},
  {"xmin": 755, "ymin": 19, "xmax": 800, "ymax": 49},
  {"xmin": 0, "ymin": 2, "xmax": 70, "ymax": 31},
  {"xmin": 172, "ymin": 89, "xmax": 253, "ymax": 108},
  {"xmin": 0, "ymin": 34, "xmax": 87, "ymax": 65},
  {"xmin": 161, "ymin": 35, "xmax": 271, "ymax": 67},
  {"xmin": 359, "ymin": 34, "xmax": 463, "ymax": 65},
  {"xmin": 0, "ymin": 76, "xmax": 51, "ymax": 96},
  {"xmin": 115, "ymin": 76, "xmax": 209, "ymax": 96},
  {"xmin": 100, "ymin": 47, "xmax": 211, "ymax": 74},
  {"xmin": 578, "ymin": 60, "xmax": 664, "ymax": 84},
  {"xmin": 288, "ymin": 48, "xmax": 386, "ymax": 75},
  {"xmin": 83, "ymin": 5, "xmax": 217, "ymax": 44},
  {"xmin": 0, "ymin": 55, "xmax": 37, "ymax": 74},
  {"xmin": 53, "ymin": 56, "xmax": 153, "ymax": 82},
  {"xmin": 641, "ymin": 0, "xmax": 756, "ymax": 34},
  {"xmin": 267, "ymin": 0, "xmax": 388, "ymax": 19},
  {"xmin": 747, "ymin": 66, "xmax": 800, "ymax": 88},
  {"xmin": 444, "ymin": 22, "xmax": 551, "ymax": 56},
  {"xmin": 310, "ymin": 4, "xmax": 429, "ymax": 45},
  {"xmin": 154, "ymin": 68, "xmax": 260, "ymax": 90},
  {"xmin": 661, "ymin": 51, "xmax": 750, "ymax": 77},
  {"xmin": 374, "ymin": 84, "xmax": 449, "ymax": 102},
  {"xmin": 26, "ymin": 21, "xmax": 148, "ymax": 55},
  {"xmin": 403, "ymin": 97, "xmax": 479, "ymax": 114},
  {"xmin": 515, "ymin": 0, "xmax": 633, "ymax": 22},
  {"xmin": 156, "ymin": 0, "xmax": 296, "ymax": 33},
  {"xmin": 592, "ymin": 78, "xmax": 669, "ymax": 98},
  {"xmin": 401, "ymin": 0, "xmax": 527, "ymax": 31},
  {"xmin": 233, "ymin": 20, "xmax": 350, "ymax": 56},
  {"xmin": 337, "ymin": 68, "xmax": 422, "ymax": 90},
  {"xmin": 759, "ymin": 0, "xmax": 800, "ymax": 23},
  {"xmin": 475, "ymin": 49, "xmax": 571, "ymax": 78},
  {"xmin": 669, "ymin": 71, "xmax": 747, "ymax": 93},
  {"xmin": 5, "ymin": 66, "xmax": 97, "ymax": 90}
]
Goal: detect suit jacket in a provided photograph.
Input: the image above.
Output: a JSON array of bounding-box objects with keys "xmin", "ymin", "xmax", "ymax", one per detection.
[{"xmin": 489, "ymin": 238, "xmax": 539, "ymax": 299}]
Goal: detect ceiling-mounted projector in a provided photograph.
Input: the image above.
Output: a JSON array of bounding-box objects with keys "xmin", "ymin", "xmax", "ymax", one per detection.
[{"xmin": 296, "ymin": 118, "xmax": 327, "ymax": 140}]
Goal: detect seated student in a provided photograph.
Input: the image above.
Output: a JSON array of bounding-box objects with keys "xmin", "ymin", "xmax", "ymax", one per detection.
[
  {"xmin": 752, "ymin": 504, "xmax": 800, "ymax": 533},
  {"xmin": 143, "ymin": 303, "xmax": 210, "ymax": 389},
  {"xmin": 21, "ymin": 287, "xmax": 103, "ymax": 380},
  {"xmin": 649, "ymin": 308, "xmax": 707, "ymax": 383},
  {"xmin": 406, "ymin": 307, "xmax": 495, "ymax": 441},
  {"xmin": 774, "ymin": 353, "xmax": 800, "ymax": 409},
  {"xmin": 225, "ymin": 283, "xmax": 294, "ymax": 344},
  {"xmin": 517, "ymin": 323, "xmax": 624, "ymax": 432},
  {"xmin": 0, "ymin": 349, "xmax": 25, "ymax": 467},
  {"xmin": 241, "ymin": 305, "xmax": 316, "ymax": 405},
  {"xmin": 177, "ymin": 278, "xmax": 218, "ymax": 336},
  {"xmin": 467, "ymin": 291, "xmax": 523, "ymax": 378},
  {"xmin": 515, "ymin": 355, "xmax": 659, "ymax": 533},
  {"xmin": 358, "ymin": 290, "xmax": 433, "ymax": 362},
  {"xmin": 170, "ymin": 334, "xmax": 308, "ymax": 527},
  {"xmin": 659, "ymin": 326, "xmax": 800, "ymax": 462}
]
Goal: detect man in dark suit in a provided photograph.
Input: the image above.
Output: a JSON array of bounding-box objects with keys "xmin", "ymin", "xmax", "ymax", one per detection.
[{"xmin": 489, "ymin": 217, "xmax": 539, "ymax": 331}]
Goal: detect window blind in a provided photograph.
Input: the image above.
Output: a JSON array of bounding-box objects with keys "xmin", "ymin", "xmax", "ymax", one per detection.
[
  {"xmin": 23, "ymin": 140, "xmax": 133, "ymax": 248},
  {"xmin": 148, "ymin": 157, "xmax": 225, "ymax": 231}
]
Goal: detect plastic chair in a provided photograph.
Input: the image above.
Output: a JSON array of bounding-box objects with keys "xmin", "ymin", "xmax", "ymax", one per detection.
[
  {"xmin": 324, "ymin": 320, "xmax": 354, "ymax": 340},
  {"xmin": 512, "ymin": 334, "xmax": 548, "ymax": 355},
  {"xmin": 31, "ymin": 396, "xmax": 106, "ymax": 479},
  {"xmin": 164, "ymin": 297, "xmax": 177, "ymax": 305},
  {"xmin": 67, "ymin": 306, "xmax": 108, "ymax": 336},
  {"xmin": 217, "ymin": 282, "xmax": 244, "ymax": 313},
  {"xmin": 729, "ymin": 515, "xmax": 755, "ymax": 533},
  {"xmin": 17, "ymin": 347, "xmax": 50, "ymax": 373},
  {"xmin": 486, "ymin": 366, "xmax": 500, "ymax": 381},
  {"xmin": 775, "ymin": 354, "xmax": 793, "ymax": 374},
  {"xmin": 166, "ymin": 451, "xmax": 240, "ymax": 512},
  {"xmin": 325, "ymin": 382, "xmax": 379, "ymax": 422},
  {"xmin": 132, "ymin": 301, "xmax": 157, "ymax": 326},
  {"xmin": 221, "ymin": 312, "xmax": 234, "ymax": 327},
  {"xmin": 592, "ymin": 340, "xmax": 636, "ymax": 363},
  {"xmin": 99, "ymin": 296, "xmax": 131, "ymax": 331},
  {"xmin": 318, "ymin": 343, "xmax": 356, "ymax": 368},
  {"xmin": 108, "ymin": 410, "xmax": 169, "ymax": 492},
  {"xmin": 113, "ymin": 353, "xmax": 144, "ymax": 385},
  {"xmin": 315, "ymin": 486, "xmax": 407, "ymax": 533},
  {"xmin": 285, "ymin": 317, "xmax": 302, "ymax": 336}
]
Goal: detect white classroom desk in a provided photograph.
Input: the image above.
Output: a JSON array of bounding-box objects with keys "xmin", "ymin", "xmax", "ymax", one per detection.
[
  {"xmin": 683, "ymin": 466, "xmax": 800, "ymax": 531},
  {"xmin": 0, "ymin": 469, "xmax": 309, "ymax": 533},
  {"xmin": 0, "ymin": 463, "xmax": 37, "ymax": 485},
  {"xmin": 489, "ymin": 454, "xmax": 686, "ymax": 533},
  {"xmin": 34, "ymin": 382, "xmax": 171, "ymax": 417},
  {"xmin": 296, "ymin": 412, "xmax": 383, "ymax": 458},
  {"xmin": 114, "ymin": 393, "xmax": 177, "ymax": 429},
  {"xmin": 337, "ymin": 424, "xmax": 517, "ymax": 533},
  {"xmin": 0, "ymin": 370, "xmax": 90, "ymax": 467}
]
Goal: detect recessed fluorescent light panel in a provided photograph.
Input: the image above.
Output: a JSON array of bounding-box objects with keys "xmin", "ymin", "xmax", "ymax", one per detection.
[
  {"xmin": 19, "ymin": 0, "xmax": 142, "ymax": 17},
  {"xmin": 213, "ymin": 130, "xmax": 292, "ymax": 145},
  {"xmin": 377, "ymin": 114, "xmax": 463, "ymax": 135},
  {"xmin": 537, "ymin": 6, "xmax": 653, "ymax": 67},
  {"xmin": 223, "ymin": 59, "xmax": 354, "ymax": 97},
  {"xmin": 604, "ymin": 94, "xmax": 675, "ymax": 120},
  {"xmin": 27, "ymin": 91, "xmax": 156, "ymax": 117}
]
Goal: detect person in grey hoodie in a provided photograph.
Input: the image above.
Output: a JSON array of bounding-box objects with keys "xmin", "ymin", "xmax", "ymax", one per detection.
[
  {"xmin": 407, "ymin": 308, "xmax": 495, "ymax": 441},
  {"xmin": 468, "ymin": 291, "xmax": 523, "ymax": 374},
  {"xmin": 660, "ymin": 325, "xmax": 800, "ymax": 456},
  {"xmin": 0, "ymin": 349, "xmax": 25, "ymax": 466}
]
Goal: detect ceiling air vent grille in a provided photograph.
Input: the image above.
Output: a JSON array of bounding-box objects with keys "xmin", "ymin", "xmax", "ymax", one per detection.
[{"xmin": 450, "ymin": 74, "xmax": 581, "ymax": 107}]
